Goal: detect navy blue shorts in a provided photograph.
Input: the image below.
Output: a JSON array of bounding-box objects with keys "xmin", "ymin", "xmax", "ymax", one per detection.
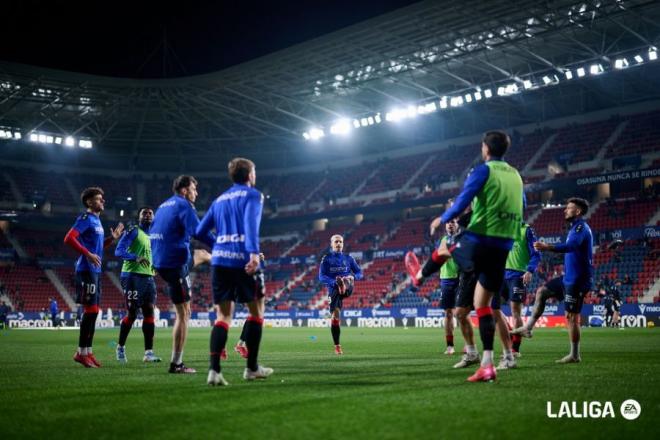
[
  {"xmin": 156, "ymin": 265, "xmax": 191, "ymax": 305},
  {"xmin": 449, "ymin": 235, "xmax": 509, "ymax": 293},
  {"xmin": 212, "ymin": 266, "xmax": 265, "ymax": 305},
  {"xmin": 75, "ymin": 271, "xmax": 101, "ymax": 306},
  {"xmin": 500, "ymin": 276, "xmax": 525, "ymax": 304},
  {"xmin": 120, "ymin": 273, "xmax": 157, "ymax": 309},
  {"xmin": 440, "ymin": 278, "xmax": 458, "ymax": 310},
  {"xmin": 329, "ymin": 284, "xmax": 354, "ymax": 313},
  {"xmin": 456, "ymin": 271, "xmax": 477, "ymax": 309},
  {"xmin": 544, "ymin": 276, "xmax": 589, "ymax": 314}
]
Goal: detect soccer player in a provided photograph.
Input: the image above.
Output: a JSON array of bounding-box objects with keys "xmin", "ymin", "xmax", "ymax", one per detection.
[
  {"xmin": 499, "ymin": 222, "xmax": 541, "ymax": 357},
  {"xmin": 114, "ymin": 206, "xmax": 162, "ymax": 363},
  {"xmin": 150, "ymin": 175, "xmax": 215, "ymax": 374},
  {"xmin": 49, "ymin": 297, "xmax": 59, "ymax": 327},
  {"xmin": 438, "ymin": 220, "xmax": 459, "ymax": 354},
  {"xmin": 319, "ymin": 234, "xmax": 363, "ymax": 355},
  {"xmin": 512, "ymin": 197, "xmax": 593, "ymax": 363},
  {"xmin": 198, "ymin": 157, "xmax": 273, "ymax": 386},
  {"xmin": 417, "ymin": 131, "xmax": 523, "ymax": 381},
  {"xmin": 64, "ymin": 187, "xmax": 124, "ymax": 368}
]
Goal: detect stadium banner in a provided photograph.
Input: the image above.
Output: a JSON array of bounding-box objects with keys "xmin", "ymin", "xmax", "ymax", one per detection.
[
  {"xmin": 574, "ymin": 167, "xmax": 660, "ymax": 186},
  {"xmin": 529, "ymin": 167, "xmax": 660, "ymax": 191},
  {"xmin": 6, "ymin": 304, "xmax": 659, "ymax": 328}
]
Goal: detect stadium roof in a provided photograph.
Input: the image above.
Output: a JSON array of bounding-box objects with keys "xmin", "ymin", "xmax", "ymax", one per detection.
[{"xmin": 1, "ymin": 0, "xmax": 660, "ymax": 167}]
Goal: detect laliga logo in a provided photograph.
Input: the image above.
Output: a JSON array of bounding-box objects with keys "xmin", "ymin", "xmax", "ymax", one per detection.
[{"xmin": 547, "ymin": 399, "xmax": 641, "ymax": 420}]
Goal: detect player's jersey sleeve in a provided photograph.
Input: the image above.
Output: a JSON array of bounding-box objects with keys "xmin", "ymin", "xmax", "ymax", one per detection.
[
  {"xmin": 180, "ymin": 202, "xmax": 215, "ymax": 248},
  {"xmin": 318, "ymin": 255, "xmax": 336, "ymax": 288},
  {"xmin": 441, "ymin": 164, "xmax": 489, "ymax": 223},
  {"xmin": 349, "ymin": 256, "xmax": 363, "ymax": 280},
  {"xmin": 115, "ymin": 226, "xmax": 138, "ymax": 261},
  {"xmin": 72, "ymin": 214, "xmax": 91, "ymax": 235},
  {"xmin": 526, "ymin": 226, "xmax": 541, "ymax": 273},
  {"xmin": 554, "ymin": 224, "xmax": 585, "ymax": 253},
  {"xmin": 195, "ymin": 203, "xmax": 216, "ymax": 242},
  {"xmin": 244, "ymin": 191, "xmax": 263, "ymax": 254}
]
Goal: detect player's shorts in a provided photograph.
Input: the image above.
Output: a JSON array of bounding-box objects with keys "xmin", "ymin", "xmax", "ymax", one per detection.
[
  {"xmin": 212, "ymin": 266, "xmax": 265, "ymax": 305},
  {"xmin": 500, "ymin": 276, "xmax": 525, "ymax": 304},
  {"xmin": 328, "ymin": 283, "xmax": 354, "ymax": 313},
  {"xmin": 543, "ymin": 276, "xmax": 589, "ymax": 314},
  {"xmin": 75, "ymin": 271, "xmax": 101, "ymax": 306},
  {"xmin": 120, "ymin": 273, "xmax": 157, "ymax": 308},
  {"xmin": 156, "ymin": 265, "xmax": 191, "ymax": 305},
  {"xmin": 456, "ymin": 270, "xmax": 477, "ymax": 309},
  {"xmin": 439, "ymin": 278, "xmax": 458, "ymax": 310},
  {"xmin": 449, "ymin": 234, "xmax": 509, "ymax": 293}
]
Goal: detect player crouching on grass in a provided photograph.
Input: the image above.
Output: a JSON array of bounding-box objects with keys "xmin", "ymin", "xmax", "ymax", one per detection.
[
  {"xmin": 319, "ymin": 234, "xmax": 363, "ymax": 355},
  {"xmin": 114, "ymin": 206, "xmax": 162, "ymax": 364}
]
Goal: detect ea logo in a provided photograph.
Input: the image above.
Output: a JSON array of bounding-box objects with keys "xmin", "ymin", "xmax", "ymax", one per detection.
[{"xmin": 620, "ymin": 399, "xmax": 641, "ymax": 420}]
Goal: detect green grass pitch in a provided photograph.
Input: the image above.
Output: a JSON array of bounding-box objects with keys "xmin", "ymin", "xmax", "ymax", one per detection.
[{"xmin": 0, "ymin": 326, "xmax": 657, "ymax": 439}]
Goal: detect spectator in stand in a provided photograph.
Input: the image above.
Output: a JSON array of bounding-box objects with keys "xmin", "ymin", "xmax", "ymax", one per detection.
[{"xmin": 0, "ymin": 301, "xmax": 11, "ymax": 329}]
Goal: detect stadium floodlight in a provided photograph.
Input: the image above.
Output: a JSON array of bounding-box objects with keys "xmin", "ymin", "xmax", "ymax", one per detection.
[
  {"xmin": 38, "ymin": 134, "xmax": 47, "ymax": 143},
  {"xmin": 302, "ymin": 132, "xmax": 310, "ymax": 140},
  {"xmin": 439, "ymin": 97, "xmax": 448, "ymax": 109},
  {"xmin": 54, "ymin": 137, "xmax": 62, "ymax": 144},
  {"xmin": 78, "ymin": 139, "xmax": 92, "ymax": 149},
  {"xmin": 367, "ymin": 116, "xmax": 375, "ymax": 125},
  {"xmin": 120, "ymin": 209, "xmax": 125, "ymax": 217},
  {"xmin": 14, "ymin": 132, "xmax": 21, "ymax": 140},
  {"xmin": 634, "ymin": 54, "xmax": 644, "ymax": 63},
  {"xmin": 374, "ymin": 113, "xmax": 382, "ymax": 124},
  {"xmin": 497, "ymin": 87, "xmax": 505, "ymax": 96},
  {"xmin": 127, "ymin": 197, "xmax": 132, "ymax": 201},
  {"xmin": 406, "ymin": 106, "xmax": 417, "ymax": 118},
  {"xmin": 353, "ymin": 119, "xmax": 361, "ymax": 128},
  {"xmin": 564, "ymin": 70, "xmax": 573, "ymax": 80},
  {"xmin": 614, "ymin": 58, "xmax": 629, "ymax": 69},
  {"xmin": 506, "ymin": 83, "xmax": 518, "ymax": 94},
  {"xmin": 542, "ymin": 76, "xmax": 552, "ymax": 85},
  {"xmin": 65, "ymin": 136, "xmax": 75, "ymax": 147},
  {"xmin": 483, "ymin": 89, "xmax": 493, "ymax": 98},
  {"xmin": 464, "ymin": 94, "xmax": 473, "ymax": 103},
  {"xmin": 30, "ymin": 133, "xmax": 38, "ymax": 142},
  {"xmin": 576, "ymin": 67, "xmax": 586, "ymax": 77},
  {"xmin": 334, "ymin": 74, "xmax": 344, "ymax": 81},
  {"xmin": 45, "ymin": 136, "xmax": 54, "ymax": 144},
  {"xmin": 649, "ymin": 49, "xmax": 658, "ymax": 61},
  {"xmin": 450, "ymin": 96, "xmax": 463, "ymax": 107},
  {"xmin": 474, "ymin": 91, "xmax": 482, "ymax": 101},
  {"xmin": 308, "ymin": 128, "xmax": 324, "ymax": 140},
  {"xmin": 330, "ymin": 118, "xmax": 351, "ymax": 135},
  {"xmin": 0, "ymin": 130, "xmax": 7, "ymax": 138},
  {"xmin": 360, "ymin": 117, "xmax": 369, "ymax": 127},
  {"xmin": 523, "ymin": 80, "xmax": 533, "ymax": 89},
  {"xmin": 589, "ymin": 64, "xmax": 603, "ymax": 75}
]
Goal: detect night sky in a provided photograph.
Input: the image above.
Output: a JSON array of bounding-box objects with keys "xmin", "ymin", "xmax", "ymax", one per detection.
[{"xmin": 0, "ymin": 0, "xmax": 420, "ymax": 78}]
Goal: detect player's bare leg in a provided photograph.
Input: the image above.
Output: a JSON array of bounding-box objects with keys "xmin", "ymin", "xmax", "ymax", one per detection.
[
  {"xmin": 556, "ymin": 311, "xmax": 581, "ymax": 363},
  {"xmin": 453, "ymin": 306, "xmax": 479, "ymax": 368},
  {"xmin": 512, "ymin": 286, "xmax": 551, "ymax": 338},
  {"xmin": 169, "ymin": 301, "xmax": 194, "ymax": 373},
  {"xmin": 494, "ymin": 309, "xmax": 516, "ymax": 369},
  {"xmin": 467, "ymin": 282, "xmax": 497, "ymax": 382}
]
